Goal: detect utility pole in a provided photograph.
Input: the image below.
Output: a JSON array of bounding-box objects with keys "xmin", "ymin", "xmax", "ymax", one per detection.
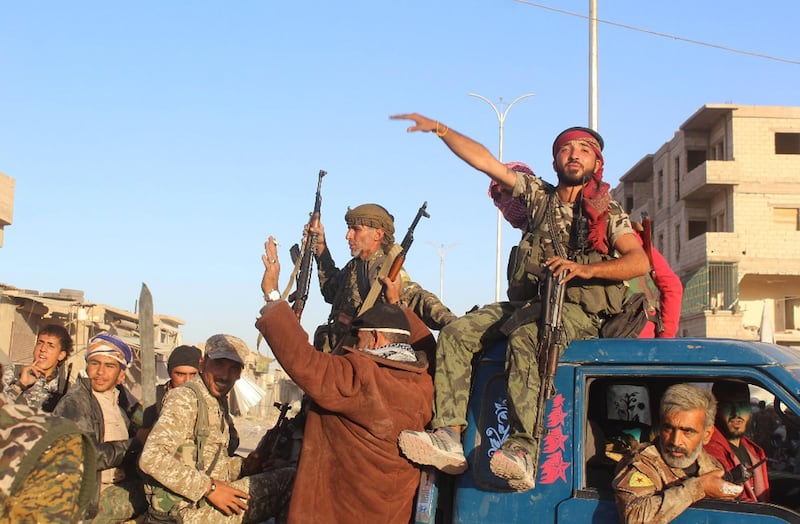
[
  {"xmin": 468, "ymin": 92, "xmax": 535, "ymax": 300},
  {"xmin": 589, "ymin": 0, "xmax": 599, "ymax": 130},
  {"xmin": 427, "ymin": 241, "xmax": 459, "ymax": 302}
]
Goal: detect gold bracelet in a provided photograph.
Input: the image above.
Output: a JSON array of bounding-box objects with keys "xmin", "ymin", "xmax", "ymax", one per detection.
[{"xmin": 435, "ymin": 121, "xmax": 449, "ymax": 137}]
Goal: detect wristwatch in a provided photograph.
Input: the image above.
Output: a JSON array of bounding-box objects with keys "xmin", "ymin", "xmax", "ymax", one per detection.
[{"xmin": 264, "ymin": 289, "xmax": 280, "ymax": 302}]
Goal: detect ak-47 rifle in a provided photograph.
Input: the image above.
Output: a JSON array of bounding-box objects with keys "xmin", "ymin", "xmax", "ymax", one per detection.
[
  {"xmin": 386, "ymin": 201, "xmax": 430, "ymax": 282},
  {"xmin": 356, "ymin": 201, "xmax": 430, "ymax": 316},
  {"xmin": 241, "ymin": 401, "xmax": 302, "ymax": 475},
  {"xmin": 534, "ymin": 267, "xmax": 566, "ymax": 441},
  {"xmin": 640, "ymin": 212, "xmax": 655, "ymax": 279},
  {"xmin": 288, "ymin": 169, "xmax": 326, "ymax": 319},
  {"xmin": 639, "ymin": 211, "xmax": 664, "ymax": 334}
]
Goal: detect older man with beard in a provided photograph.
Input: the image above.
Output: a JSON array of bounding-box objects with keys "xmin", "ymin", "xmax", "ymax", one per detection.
[{"xmin": 613, "ymin": 383, "xmax": 743, "ymax": 524}]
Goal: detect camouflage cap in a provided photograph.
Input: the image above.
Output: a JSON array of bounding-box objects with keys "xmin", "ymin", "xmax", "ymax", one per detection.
[{"xmin": 204, "ymin": 334, "xmax": 248, "ymax": 366}]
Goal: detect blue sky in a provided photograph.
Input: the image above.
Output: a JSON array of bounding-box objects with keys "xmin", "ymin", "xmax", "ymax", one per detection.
[{"xmin": 2, "ymin": 1, "xmax": 798, "ymax": 354}]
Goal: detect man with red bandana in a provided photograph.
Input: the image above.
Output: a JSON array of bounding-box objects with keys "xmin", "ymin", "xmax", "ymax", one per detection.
[
  {"xmin": 489, "ymin": 163, "xmax": 683, "ymax": 338},
  {"xmin": 705, "ymin": 380, "xmax": 769, "ymax": 502},
  {"xmin": 390, "ymin": 113, "xmax": 648, "ymax": 491}
]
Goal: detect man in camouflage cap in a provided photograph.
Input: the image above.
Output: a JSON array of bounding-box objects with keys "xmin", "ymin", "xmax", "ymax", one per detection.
[
  {"xmin": 391, "ymin": 113, "xmax": 648, "ymax": 492},
  {"xmin": 139, "ymin": 333, "xmax": 293, "ymax": 523},
  {"xmin": 304, "ymin": 202, "xmax": 457, "ymax": 352}
]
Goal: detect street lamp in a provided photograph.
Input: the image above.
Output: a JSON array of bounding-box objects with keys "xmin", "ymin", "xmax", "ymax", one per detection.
[
  {"xmin": 468, "ymin": 92, "xmax": 536, "ymax": 301},
  {"xmin": 427, "ymin": 241, "xmax": 459, "ymax": 302}
]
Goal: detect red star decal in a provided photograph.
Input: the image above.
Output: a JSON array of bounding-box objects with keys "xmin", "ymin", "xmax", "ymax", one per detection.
[
  {"xmin": 543, "ymin": 425, "xmax": 569, "ymax": 454},
  {"xmin": 547, "ymin": 404, "xmax": 568, "ymax": 428},
  {"xmin": 540, "ymin": 451, "xmax": 571, "ymax": 484}
]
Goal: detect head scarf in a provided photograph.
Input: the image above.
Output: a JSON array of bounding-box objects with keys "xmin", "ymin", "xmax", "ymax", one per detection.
[
  {"xmin": 552, "ymin": 127, "xmax": 611, "ymax": 254},
  {"xmin": 87, "ymin": 333, "xmax": 132, "ymax": 369},
  {"xmin": 344, "ymin": 203, "xmax": 395, "ymax": 244},
  {"xmin": 488, "ymin": 161, "xmax": 535, "ymax": 230}
]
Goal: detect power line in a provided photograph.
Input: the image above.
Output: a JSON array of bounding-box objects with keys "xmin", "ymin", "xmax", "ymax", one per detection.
[{"xmin": 515, "ymin": 0, "xmax": 800, "ymax": 66}]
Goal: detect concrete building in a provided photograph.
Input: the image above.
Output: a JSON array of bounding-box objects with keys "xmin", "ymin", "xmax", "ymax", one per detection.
[
  {"xmin": 612, "ymin": 104, "xmax": 800, "ymax": 347},
  {"xmin": 0, "ymin": 172, "xmax": 13, "ymax": 247}
]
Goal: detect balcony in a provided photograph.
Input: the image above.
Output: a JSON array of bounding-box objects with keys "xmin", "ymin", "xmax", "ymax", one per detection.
[
  {"xmin": 682, "ymin": 160, "xmax": 741, "ymax": 201},
  {"xmin": 682, "ymin": 232, "xmax": 742, "ymax": 271}
]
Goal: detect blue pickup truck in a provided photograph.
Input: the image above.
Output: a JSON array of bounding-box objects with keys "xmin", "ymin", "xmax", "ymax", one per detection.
[{"xmin": 414, "ymin": 338, "xmax": 800, "ymax": 523}]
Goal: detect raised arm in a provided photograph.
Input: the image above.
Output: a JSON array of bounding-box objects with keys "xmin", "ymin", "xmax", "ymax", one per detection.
[{"xmin": 390, "ymin": 113, "xmax": 516, "ymax": 190}]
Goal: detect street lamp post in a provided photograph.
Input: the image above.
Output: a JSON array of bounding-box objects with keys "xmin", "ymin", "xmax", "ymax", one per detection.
[
  {"xmin": 427, "ymin": 241, "xmax": 459, "ymax": 302},
  {"xmin": 468, "ymin": 92, "xmax": 536, "ymax": 301}
]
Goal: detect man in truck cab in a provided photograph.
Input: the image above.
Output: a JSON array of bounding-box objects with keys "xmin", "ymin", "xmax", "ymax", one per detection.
[
  {"xmin": 613, "ymin": 383, "xmax": 742, "ymax": 523},
  {"xmin": 706, "ymin": 380, "xmax": 770, "ymax": 502}
]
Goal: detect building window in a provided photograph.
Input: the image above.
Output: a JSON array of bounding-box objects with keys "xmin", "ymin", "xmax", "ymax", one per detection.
[
  {"xmin": 681, "ymin": 262, "xmax": 739, "ymax": 315},
  {"xmin": 674, "ymin": 156, "xmax": 681, "ymax": 202},
  {"xmin": 657, "ymin": 232, "xmax": 664, "ymax": 253},
  {"xmin": 625, "ymin": 196, "xmax": 633, "ymax": 213},
  {"xmin": 785, "ymin": 296, "xmax": 800, "ymax": 330},
  {"xmin": 674, "ymin": 224, "xmax": 681, "ymax": 260},
  {"xmin": 657, "ymin": 170, "xmax": 664, "ymax": 208},
  {"xmin": 711, "ymin": 141, "xmax": 724, "ymax": 160},
  {"xmin": 773, "ymin": 207, "xmax": 800, "ymax": 231},
  {"xmin": 687, "ymin": 150, "xmax": 706, "ymax": 172},
  {"xmin": 775, "ymin": 132, "xmax": 800, "ymax": 155},
  {"xmin": 688, "ymin": 220, "xmax": 708, "ymax": 240}
]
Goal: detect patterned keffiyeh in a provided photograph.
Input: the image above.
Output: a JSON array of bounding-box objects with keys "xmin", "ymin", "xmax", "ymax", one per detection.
[{"xmin": 362, "ymin": 343, "xmax": 417, "ymax": 362}]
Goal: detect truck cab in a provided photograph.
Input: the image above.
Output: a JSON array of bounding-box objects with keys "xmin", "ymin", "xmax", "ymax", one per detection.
[{"xmin": 415, "ymin": 338, "xmax": 800, "ymax": 523}]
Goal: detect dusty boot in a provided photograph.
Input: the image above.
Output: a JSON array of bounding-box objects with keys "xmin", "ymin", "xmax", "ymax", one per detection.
[
  {"xmin": 398, "ymin": 427, "xmax": 467, "ymax": 475},
  {"xmin": 489, "ymin": 439, "xmax": 536, "ymax": 491}
]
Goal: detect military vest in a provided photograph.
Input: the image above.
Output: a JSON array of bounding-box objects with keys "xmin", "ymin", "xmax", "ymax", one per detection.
[
  {"xmin": 144, "ymin": 380, "xmax": 220, "ymax": 521},
  {"xmin": 506, "ymin": 185, "xmax": 626, "ymax": 316}
]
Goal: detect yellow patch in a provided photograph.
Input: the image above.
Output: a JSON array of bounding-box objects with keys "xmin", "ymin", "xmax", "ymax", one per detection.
[{"xmin": 629, "ymin": 472, "xmax": 654, "ymax": 487}]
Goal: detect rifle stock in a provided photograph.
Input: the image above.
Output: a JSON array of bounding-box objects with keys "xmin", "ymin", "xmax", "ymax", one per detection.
[
  {"xmin": 640, "ymin": 212, "xmax": 655, "ymax": 278},
  {"xmin": 291, "ymin": 169, "xmax": 326, "ymax": 319},
  {"xmin": 357, "ymin": 202, "xmax": 429, "ymax": 318},
  {"xmin": 387, "ymin": 201, "xmax": 430, "ymax": 281},
  {"xmin": 534, "ymin": 268, "xmax": 566, "ymax": 440}
]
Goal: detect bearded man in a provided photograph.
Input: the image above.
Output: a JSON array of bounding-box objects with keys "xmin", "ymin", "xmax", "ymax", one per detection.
[
  {"xmin": 613, "ymin": 383, "xmax": 742, "ymax": 524},
  {"xmin": 389, "ymin": 114, "xmax": 649, "ymax": 491},
  {"xmin": 705, "ymin": 380, "xmax": 769, "ymax": 502}
]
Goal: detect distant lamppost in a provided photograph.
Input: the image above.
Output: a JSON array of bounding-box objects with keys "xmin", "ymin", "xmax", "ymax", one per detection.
[
  {"xmin": 468, "ymin": 92, "xmax": 536, "ymax": 301},
  {"xmin": 427, "ymin": 241, "xmax": 459, "ymax": 302}
]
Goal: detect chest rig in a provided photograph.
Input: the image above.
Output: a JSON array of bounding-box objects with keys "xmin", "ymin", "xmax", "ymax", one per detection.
[{"xmin": 505, "ymin": 185, "xmax": 626, "ymax": 316}]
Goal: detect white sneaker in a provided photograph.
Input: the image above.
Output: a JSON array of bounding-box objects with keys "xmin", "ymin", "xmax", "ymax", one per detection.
[{"xmin": 398, "ymin": 428, "xmax": 468, "ymax": 474}]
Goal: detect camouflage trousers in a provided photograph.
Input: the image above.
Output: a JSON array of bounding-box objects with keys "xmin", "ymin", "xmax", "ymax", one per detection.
[
  {"xmin": 432, "ymin": 301, "xmax": 600, "ymax": 454},
  {"xmin": 1, "ymin": 433, "xmax": 89, "ymax": 524},
  {"xmin": 175, "ymin": 467, "xmax": 295, "ymax": 524},
  {"xmin": 91, "ymin": 476, "xmax": 147, "ymax": 523}
]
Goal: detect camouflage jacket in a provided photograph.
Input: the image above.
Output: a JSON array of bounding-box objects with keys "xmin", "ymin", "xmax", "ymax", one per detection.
[
  {"xmin": 1, "ymin": 363, "xmax": 67, "ymax": 413},
  {"xmin": 139, "ymin": 376, "xmax": 242, "ymax": 505},
  {"xmin": 612, "ymin": 442, "xmax": 723, "ymax": 524},
  {"xmin": 315, "ymin": 246, "xmax": 457, "ymax": 349},
  {"xmin": 0, "ymin": 400, "xmax": 97, "ymax": 522}
]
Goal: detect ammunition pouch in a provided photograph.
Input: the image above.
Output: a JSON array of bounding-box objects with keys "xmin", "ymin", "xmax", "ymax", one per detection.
[{"xmin": 600, "ymin": 292, "xmax": 649, "ymax": 338}]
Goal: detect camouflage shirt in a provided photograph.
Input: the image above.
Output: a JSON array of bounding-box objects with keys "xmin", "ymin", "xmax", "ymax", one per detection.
[
  {"xmin": 315, "ymin": 245, "xmax": 457, "ymax": 349},
  {"xmin": 1, "ymin": 364, "xmax": 63, "ymax": 413},
  {"xmin": 139, "ymin": 376, "xmax": 241, "ymax": 505},
  {"xmin": 612, "ymin": 442, "xmax": 723, "ymax": 524},
  {"xmin": 0, "ymin": 400, "xmax": 97, "ymax": 523}
]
